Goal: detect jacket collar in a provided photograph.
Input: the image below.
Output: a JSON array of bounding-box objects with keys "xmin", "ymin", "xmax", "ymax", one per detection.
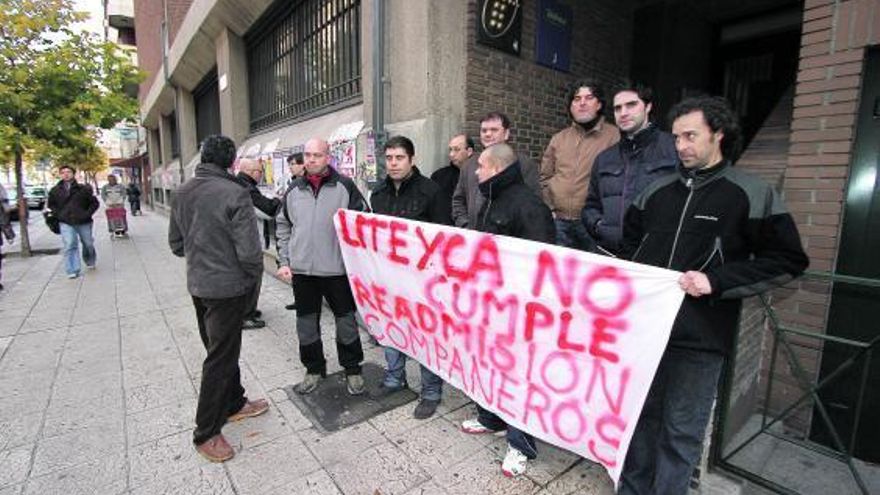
[
  {"xmin": 296, "ymin": 166, "xmax": 341, "ymax": 190},
  {"xmin": 679, "ymin": 159, "xmax": 731, "ymax": 188},
  {"xmin": 236, "ymin": 171, "xmax": 258, "ymax": 186},
  {"xmin": 382, "ymin": 166, "xmax": 423, "ymax": 194},
  {"xmin": 195, "ymin": 163, "xmax": 240, "ymax": 184},
  {"xmin": 478, "ymin": 161, "xmax": 523, "ymax": 200},
  {"xmin": 621, "ymin": 122, "xmax": 658, "ymax": 151},
  {"xmin": 571, "ymin": 117, "xmax": 607, "ymax": 136}
]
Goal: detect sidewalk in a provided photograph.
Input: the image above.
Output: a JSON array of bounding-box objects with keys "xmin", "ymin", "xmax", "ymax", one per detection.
[{"xmin": 0, "ymin": 208, "xmax": 616, "ymax": 495}]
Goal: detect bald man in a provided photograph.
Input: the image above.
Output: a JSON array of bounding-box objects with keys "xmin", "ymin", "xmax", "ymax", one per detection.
[
  {"xmin": 461, "ymin": 142, "xmax": 555, "ymax": 478},
  {"xmin": 275, "ymin": 138, "xmax": 370, "ymax": 396},
  {"xmin": 235, "ymin": 158, "xmax": 281, "ymax": 330}
]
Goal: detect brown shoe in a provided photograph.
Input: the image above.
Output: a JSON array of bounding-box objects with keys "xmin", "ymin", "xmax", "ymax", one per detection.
[
  {"xmin": 228, "ymin": 398, "xmax": 270, "ymax": 422},
  {"xmin": 195, "ymin": 434, "xmax": 234, "ymax": 462}
]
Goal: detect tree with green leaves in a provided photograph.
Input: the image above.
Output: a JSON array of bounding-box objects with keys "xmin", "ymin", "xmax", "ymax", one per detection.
[{"xmin": 0, "ymin": 0, "xmax": 141, "ymax": 256}]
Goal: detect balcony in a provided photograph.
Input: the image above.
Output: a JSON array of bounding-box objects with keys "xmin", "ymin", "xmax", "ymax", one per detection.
[{"xmin": 106, "ymin": 0, "xmax": 134, "ymax": 30}]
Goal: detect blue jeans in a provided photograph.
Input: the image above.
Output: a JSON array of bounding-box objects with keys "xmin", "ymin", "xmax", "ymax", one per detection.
[
  {"xmin": 475, "ymin": 404, "xmax": 537, "ymax": 459},
  {"xmin": 554, "ymin": 218, "xmax": 594, "ymax": 251},
  {"xmin": 60, "ymin": 222, "xmax": 96, "ymax": 275},
  {"xmin": 383, "ymin": 347, "xmax": 443, "ymax": 401},
  {"xmin": 618, "ymin": 347, "xmax": 725, "ymax": 495}
]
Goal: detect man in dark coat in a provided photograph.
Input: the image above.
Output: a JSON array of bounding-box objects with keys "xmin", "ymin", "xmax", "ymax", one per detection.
[
  {"xmin": 430, "ymin": 134, "xmax": 473, "ymax": 221},
  {"xmin": 582, "ymin": 82, "xmax": 679, "ymax": 255},
  {"xmin": 168, "ymin": 135, "xmax": 269, "ymax": 463},
  {"xmin": 371, "ymin": 135, "xmax": 450, "ymax": 419},
  {"xmin": 48, "ymin": 165, "xmax": 99, "ymax": 278},
  {"xmin": 236, "ymin": 158, "xmax": 282, "ymax": 329},
  {"xmin": 126, "ymin": 182, "xmax": 141, "ymax": 215},
  {"xmin": 459, "ymin": 143, "xmax": 555, "ymax": 479}
]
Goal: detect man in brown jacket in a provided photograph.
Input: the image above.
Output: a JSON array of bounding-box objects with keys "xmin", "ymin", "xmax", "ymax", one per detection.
[
  {"xmin": 451, "ymin": 112, "xmax": 541, "ymax": 229},
  {"xmin": 540, "ymin": 80, "xmax": 619, "ymax": 250}
]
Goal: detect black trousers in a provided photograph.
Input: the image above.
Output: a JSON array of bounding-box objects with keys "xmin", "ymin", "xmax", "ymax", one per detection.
[
  {"xmin": 244, "ymin": 275, "xmax": 262, "ymax": 319},
  {"xmin": 191, "ymin": 292, "xmax": 249, "ymax": 445},
  {"xmin": 292, "ymin": 274, "xmax": 363, "ymax": 376}
]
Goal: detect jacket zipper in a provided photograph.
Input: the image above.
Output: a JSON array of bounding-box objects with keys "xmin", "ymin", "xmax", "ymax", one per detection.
[
  {"xmin": 631, "ymin": 233, "xmax": 649, "ymax": 261},
  {"xmin": 667, "ymin": 177, "xmax": 694, "ymax": 269}
]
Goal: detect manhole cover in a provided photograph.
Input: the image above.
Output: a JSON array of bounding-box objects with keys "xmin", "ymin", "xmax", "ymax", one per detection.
[{"xmin": 283, "ymin": 362, "xmax": 418, "ymax": 433}]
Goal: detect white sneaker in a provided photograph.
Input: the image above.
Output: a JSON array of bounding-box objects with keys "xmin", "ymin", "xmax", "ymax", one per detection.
[
  {"xmin": 501, "ymin": 445, "xmax": 528, "ymax": 478},
  {"xmin": 461, "ymin": 418, "xmax": 501, "ymax": 435}
]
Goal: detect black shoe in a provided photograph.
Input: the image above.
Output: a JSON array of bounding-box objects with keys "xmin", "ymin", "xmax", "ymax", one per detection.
[
  {"xmin": 241, "ymin": 318, "xmax": 267, "ymax": 330},
  {"xmin": 413, "ymin": 399, "xmax": 440, "ymax": 419},
  {"xmin": 285, "ymin": 302, "xmax": 297, "ymax": 311},
  {"xmin": 247, "ymin": 309, "xmax": 262, "ymax": 319}
]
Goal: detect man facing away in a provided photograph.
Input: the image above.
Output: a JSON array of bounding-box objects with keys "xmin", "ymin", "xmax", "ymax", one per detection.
[
  {"xmin": 540, "ymin": 79, "xmax": 620, "ymax": 250},
  {"xmin": 126, "ymin": 181, "xmax": 141, "ymax": 215},
  {"xmin": 275, "ymin": 138, "xmax": 370, "ymax": 396},
  {"xmin": 370, "ymin": 135, "xmax": 451, "ymax": 419},
  {"xmin": 459, "ymin": 143, "xmax": 555, "ymax": 478},
  {"xmin": 168, "ymin": 135, "xmax": 270, "ymax": 463},
  {"xmin": 582, "ymin": 82, "xmax": 678, "ymax": 255},
  {"xmin": 48, "ymin": 165, "xmax": 99, "ymax": 278},
  {"xmin": 451, "ymin": 111, "xmax": 541, "ymax": 229},
  {"xmin": 431, "ymin": 133, "xmax": 473, "ymax": 220},
  {"xmin": 235, "ymin": 158, "xmax": 282, "ymax": 330},
  {"xmin": 617, "ymin": 97, "xmax": 809, "ymax": 494}
]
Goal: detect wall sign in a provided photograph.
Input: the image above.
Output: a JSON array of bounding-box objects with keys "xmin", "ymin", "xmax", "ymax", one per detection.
[
  {"xmin": 476, "ymin": 0, "xmax": 522, "ymax": 56},
  {"xmin": 535, "ymin": 0, "xmax": 572, "ymax": 72}
]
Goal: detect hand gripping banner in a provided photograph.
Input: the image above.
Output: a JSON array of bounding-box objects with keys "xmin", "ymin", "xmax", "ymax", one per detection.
[{"xmin": 334, "ymin": 210, "xmax": 684, "ymax": 485}]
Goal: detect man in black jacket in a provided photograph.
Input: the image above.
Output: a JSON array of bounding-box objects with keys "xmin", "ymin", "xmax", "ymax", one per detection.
[
  {"xmin": 168, "ymin": 135, "xmax": 269, "ymax": 463},
  {"xmin": 582, "ymin": 83, "xmax": 678, "ymax": 255},
  {"xmin": 430, "ymin": 134, "xmax": 473, "ymax": 220},
  {"xmin": 48, "ymin": 165, "xmax": 99, "ymax": 278},
  {"xmin": 459, "ymin": 143, "xmax": 555, "ymax": 479},
  {"xmin": 617, "ymin": 97, "xmax": 809, "ymax": 495},
  {"xmin": 236, "ymin": 158, "xmax": 282, "ymax": 329},
  {"xmin": 371, "ymin": 136, "xmax": 451, "ymax": 419}
]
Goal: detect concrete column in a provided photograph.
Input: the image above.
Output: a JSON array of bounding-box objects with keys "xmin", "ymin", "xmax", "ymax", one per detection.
[
  {"xmin": 147, "ymin": 127, "xmax": 162, "ymax": 167},
  {"xmin": 176, "ymin": 88, "xmax": 199, "ymax": 163},
  {"xmin": 157, "ymin": 118, "xmax": 173, "ymax": 166},
  {"xmin": 216, "ymin": 27, "xmax": 250, "ymax": 146}
]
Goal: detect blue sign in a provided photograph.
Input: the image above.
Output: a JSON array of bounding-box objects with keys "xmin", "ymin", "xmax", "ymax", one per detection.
[{"xmin": 535, "ymin": 0, "xmax": 572, "ymax": 72}]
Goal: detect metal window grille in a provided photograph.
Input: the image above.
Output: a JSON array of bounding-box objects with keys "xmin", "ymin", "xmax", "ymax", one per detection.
[{"xmin": 247, "ymin": 0, "xmax": 362, "ymax": 132}]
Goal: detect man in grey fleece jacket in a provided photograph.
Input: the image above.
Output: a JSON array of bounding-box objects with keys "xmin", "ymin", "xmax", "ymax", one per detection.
[
  {"xmin": 275, "ymin": 138, "xmax": 370, "ymax": 396},
  {"xmin": 168, "ymin": 135, "xmax": 270, "ymax": 463}
]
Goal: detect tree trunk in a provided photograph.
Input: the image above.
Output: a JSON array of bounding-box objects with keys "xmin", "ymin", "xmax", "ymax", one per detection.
[{"xmin": 14, "ymin": 149, "xmax": 32, "ymax": 257}]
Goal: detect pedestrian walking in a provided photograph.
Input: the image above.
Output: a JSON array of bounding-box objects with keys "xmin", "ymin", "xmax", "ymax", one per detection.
[{"xmin": 48, "ymin": 165, "xmax": 99, "ymax": 278}]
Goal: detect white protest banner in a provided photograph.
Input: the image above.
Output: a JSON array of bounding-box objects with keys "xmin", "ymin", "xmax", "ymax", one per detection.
[{"xmin": 333, "ymin": 210, "xmax": 684, "ymax": 485}]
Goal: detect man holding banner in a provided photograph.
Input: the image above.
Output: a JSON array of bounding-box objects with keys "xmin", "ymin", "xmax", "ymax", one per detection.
[
  {"xmin": 618, "ymin": 96, "xmax": 809, "ymax": 494},
  {"xmin": 370, "ymin": 135, "xmax": 451, "ymax": 419},
  {"xmin": 459, "ymin": 142, "xmax": 556, "ymax": 477}
]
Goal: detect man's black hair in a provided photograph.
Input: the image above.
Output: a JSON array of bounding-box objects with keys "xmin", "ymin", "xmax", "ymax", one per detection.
[
  {"xmin": 287, "ymin": 152, "xmax": 304, "ymax": 165},
  {"xmin": 668, "ymin": 96, "xmax": 743, "ymax": 161},
  {"xmin": 480, "ymin": 111, "xmax": 512, "ymax": 129},
  {"xmin": 464, "ymin": 135, "xmax": 475, "ymax": 149},
  {"xmin": 384, "ymin": 135, "xmax": 415, "ymax": 157},
  {"xmin": 610, "ymin": 80, "xmax": 654, "ymax": 107},
  {"xmin": 200, "ymin": 135, "xmax": 237, "ymax": 169},
  {"xmin": 59, "ymin": 164, "xmax": 77, "ymax": 173}
]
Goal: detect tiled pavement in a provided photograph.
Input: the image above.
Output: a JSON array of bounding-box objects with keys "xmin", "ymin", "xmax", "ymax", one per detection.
[{"xmin": 0, "ymin": 208, "xmax": 616, "ymax": 495}]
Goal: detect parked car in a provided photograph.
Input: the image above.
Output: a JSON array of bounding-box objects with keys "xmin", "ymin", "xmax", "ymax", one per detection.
[{"xmin": 25, "ymin": 185, "xmax": 48, "ymax": 209}]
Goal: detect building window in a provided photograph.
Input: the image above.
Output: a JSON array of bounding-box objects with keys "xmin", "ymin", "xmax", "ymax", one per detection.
[
  {"xmin": 168, "ymin": 111, "xmax": 180, "ymax": 159},
  {"xmin": 194, "ymin": 69, "xmax": 221, "ymax": 145},
  {"xmin": 246, "ymin": 0, "xmax": 362, "ymax": 132}
]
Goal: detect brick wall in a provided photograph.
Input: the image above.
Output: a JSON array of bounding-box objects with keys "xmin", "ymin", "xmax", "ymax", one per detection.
[
  {"xmin": 134, "ymin": 0, "xmax": 163, "ymax": 101},
  {"xmin": 761, "ymin": 0, "xmax": 880, "ymax": 428},
  {"xmin": 166, "ymin": 0, "xmax": 193, "ymax": 45},
  {"xmin": 464, "ymin": 0, "xmax": 634, "ymax": 160}
]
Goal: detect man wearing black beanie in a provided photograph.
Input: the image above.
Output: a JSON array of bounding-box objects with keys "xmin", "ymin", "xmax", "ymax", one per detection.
[{"xmin": 168, "ymin": 135, "xmax": 269, "ymax": 462}]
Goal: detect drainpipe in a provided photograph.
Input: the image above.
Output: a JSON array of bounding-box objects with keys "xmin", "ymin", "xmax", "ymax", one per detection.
[{"xmin": 371, "ymin": 0, "xmax": 386, "ymax": 181}]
